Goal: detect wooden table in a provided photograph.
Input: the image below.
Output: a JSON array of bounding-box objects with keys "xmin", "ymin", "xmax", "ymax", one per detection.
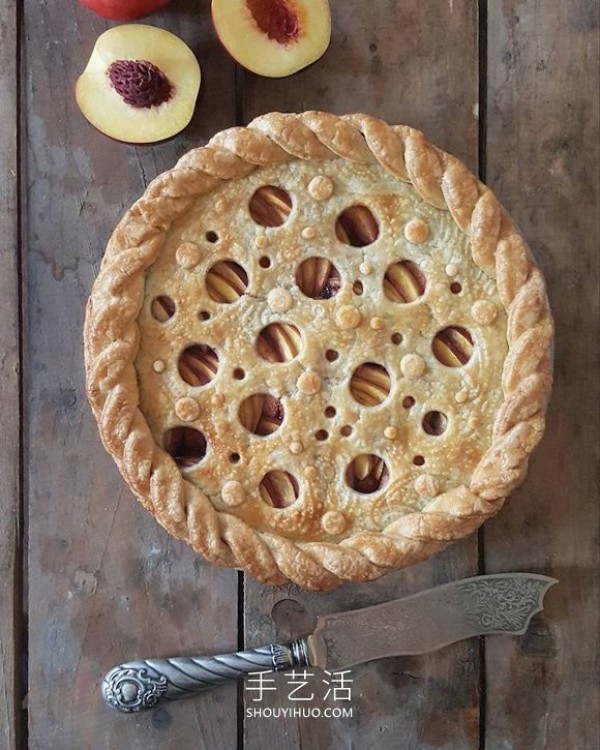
[{"xmin": 0, "ymin": 1, "xmax": 598, "ymax": 748}]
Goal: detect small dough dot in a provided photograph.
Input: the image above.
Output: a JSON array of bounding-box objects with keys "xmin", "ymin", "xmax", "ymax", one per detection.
[
  {"xmin": 370, "ymin": 316, "xmax": 385, "ymax": 331},
  {"xmin": 289, "ymin": 441, "xmax": 304, "ymax": 455},
  {"xmin": 175, "ymin": 397, "xmax": 200, "ymax": 422},
  {"xmin": 384, "ymin": 426, "xmax": 398, "ymax": 440},
  {"xmin": 400, "ymin": 353, "xmax": 426, "ymax": 379},
  {"xmin": 176, "ymin": 242, "xmax": 202, "ymax": 270},
  {"xmin": 255, "ymin": 235, "xmax": 268, "ymax": 250},
  {"xmin": 469, "ymin": 417, "xmax": 480, "ymax": 429},
  {"xmin": 152, "ymin": 359, "xmax": 166, "ymax": 373},
  {"xmin": 471, "ymin": 300, "xmax": 498, "ymax": 326},
  {"xmin": 308, "ymin": 175, "xmax": 334, "ymax": 201},
  {"xmin": 215, "ymin": 199, "xmax": 227, "ymax": 214},
  {"xmin": 415, "ymin": 474, "xmax": 441, "ymax": 498},
  {"xmin": 302, "ymin": 226, "xmax": 316, "ymax": 240},
  {"xmin": 222, "ymin": 480, "xmax": 245, "ymax": 507},
  {"xmin": 336, "ymin": 305, "xmax": 361, "ymax": 330},
  {"xmin": 446, "ymin": 263, "xmax": 459, "ymax": 277},
  {"xmin": 304, "ymin": 465, "xmax": 317, "ymax": 480},
  {"xmin": 297, "ymin": 371, "xmax": 321, "ymax": 395},
  {"xmin": 359, "ymin": 261, "xmax": 373, "ymax": 275},
  {"xmin": 321, "ymin": 510, "xmax": 346, "ymax": 535},
  {"xmin": 267, "ymin": 287, "xmax": 293, "ymax": 313},
  {"xmin": 404, "ymin": 218, "xmax": 429, "ymax": 244},
  {"xmin": 455, "ymin": 390, "xmax": 468, "ymax": 403},
  {"xmin": 211, "ymin": 393, "xmax": 225, "ymax": 407}
]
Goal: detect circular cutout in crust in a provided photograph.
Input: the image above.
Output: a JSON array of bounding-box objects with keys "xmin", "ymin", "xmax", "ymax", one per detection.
[{"xmin": 84, "ymin": 112, "xmax": 554, "ymax": 591}]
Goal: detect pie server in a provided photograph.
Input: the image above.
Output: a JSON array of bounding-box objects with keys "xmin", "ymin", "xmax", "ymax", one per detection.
[{"xmin": 102, "ymin": 572, "xmax": 556, "ymax": 713}]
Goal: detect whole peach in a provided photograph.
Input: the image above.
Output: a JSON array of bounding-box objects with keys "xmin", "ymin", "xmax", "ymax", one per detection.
[{"xmin": 78, "ymin": 0, "xmax": 171, "ymax": 21}]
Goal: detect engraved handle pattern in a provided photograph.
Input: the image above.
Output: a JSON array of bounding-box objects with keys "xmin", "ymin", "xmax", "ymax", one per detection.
[
  {"xmin": 451, "ymin": 576, "xmax": 554, "ymax": 632},
  {"xmin": 102, "ymin": 639, "xmax": 311, "ymax": 713}
]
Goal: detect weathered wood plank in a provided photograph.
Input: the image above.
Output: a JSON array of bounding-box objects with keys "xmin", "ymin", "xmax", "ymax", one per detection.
[
  {"xmin": 242, "ymin": 3, "xmax": 482, "ymax": 749},
  {"xmin": 0, "ymin": 1, "xmax": 20, "ymax": 748},
  {"xmin": 483, "ymin": 1, "xmax": 600, "ymax": 749},
  {"xmin": 24, "ymin": 2, "xmax": 239, "ymax": 747}
]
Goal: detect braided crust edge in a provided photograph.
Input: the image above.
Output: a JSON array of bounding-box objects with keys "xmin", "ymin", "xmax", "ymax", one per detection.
[{"xmin": 84, "ymin": 112, "xmax": 554, "ymax": 591}]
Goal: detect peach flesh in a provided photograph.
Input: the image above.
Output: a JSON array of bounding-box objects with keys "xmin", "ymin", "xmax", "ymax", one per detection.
[
  {"xmin": 384, "ymin": 260, "xmax": 427, "ymax": 303},
  {"xmin": 260, "ymin": 470, "xmax": 299, "ymax": 508},
  {"xmin": 350, "ymin": 363, "xmax": 391, "ymax": 407},
  {"xmin": 249, "ymin": 185, "xmax": 293, "ymax": 226},
  {"xmin": 347, "ymin": 455, "xmax": 389, "ymax": 494},
  {"xmin": 433, "ymin": 327, "xmax": 474, "ymax": 366},
  {"xmin": 164, "ymin": 427, "xmax": 207, "ymax": 467},
  {"xmin": 256, "ymin": 323, "xmax": 302, "ymax": 363},
  {"xmin": 296, "ymin": 257, "xmax": 340, "ymax": 299},
  {"xmin": 335, "ymin": 205, "xmax": 379, "ymax": 246},
  {"xmin": 239, "ymin": 394, "xmax": 284, "ymax": 436}
]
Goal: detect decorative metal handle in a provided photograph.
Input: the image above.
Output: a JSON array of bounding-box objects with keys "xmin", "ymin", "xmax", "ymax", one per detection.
[{"xmin": 102, "ymin": 639, "xmax": 311, "ymax": 713}]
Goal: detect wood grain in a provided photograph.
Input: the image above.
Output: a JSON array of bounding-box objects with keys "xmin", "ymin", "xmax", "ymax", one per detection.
[
  {"xmin": 0, "ymin": 1, "xmax": 20, "ymax": 748},
  {"xmin": 243, "ymin": 1, "xmax": 480, "ymax": 167},
  {"xmin": 23, "ymin": 2, "xmax": 239, "ymax": 747},
  {"xmin": 241, "ymin": 3, "xmax": 482, "ymax": 749},
  {"xmin": 483, "ymin": 1, "xmax": 600, "ymax": 749}
]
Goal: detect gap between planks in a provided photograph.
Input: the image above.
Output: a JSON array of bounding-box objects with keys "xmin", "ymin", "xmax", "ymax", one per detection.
[{"xmin": 17, "ymin": 0, "xmax": 27, "ymax": 746}]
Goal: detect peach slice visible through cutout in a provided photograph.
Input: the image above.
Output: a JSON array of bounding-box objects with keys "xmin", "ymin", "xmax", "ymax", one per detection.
[
  {"xmin": 212, "ymin": 0, "xmax": 331, "ymax": 77},
  {"xmin": 256, "ymin": 323, "xmax": 302, "ymax": 363},
  {"xmin": 335, "ymin": 205, "xmax": 379, "ymax": 246},
  {"xmin": 249, "ymin": 185, "xmax": 293, "ymax": 226},
  {"xmin": 296, "ymin": 257, "xmax": 340, "ymax": 299},
  {"xmin": 75, "ymin": 25, "xmax": 201, "ymax": 144},
  {"xmin": 346, "ymin": 454, "xmax": 389, "ymax": 494},
  {"xmin": 239, "ymin": 393, "xmax": 284, "ymax": 436},
  {"xmin": 350, "ymin": 363, "xmax": 391, "ymax": 407},
  {"xmin": 384, "ymin": 260, "xmax": 427, "ymax": 303},
  {"xmin": 433, "ymin": 326, "xmax": 474, "ymax": 367},
  {"xmin": 259, "ymin": 470, "xmax": 299, "ymax": 508}
]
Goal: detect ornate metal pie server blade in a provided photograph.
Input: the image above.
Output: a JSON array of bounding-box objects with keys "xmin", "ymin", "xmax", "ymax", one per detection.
[
  {"xmin": 102, "ymin": 573, "xmax": 556, "ymax": 713},
  {"xmin": 308, "ymin": 572, "xmax": 556, "ymax": 670}
]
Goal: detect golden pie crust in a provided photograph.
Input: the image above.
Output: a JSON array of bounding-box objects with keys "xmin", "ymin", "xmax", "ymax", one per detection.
[{"xmin": 84, "ymin": 112, "xmax": 554, "ymax": 591}]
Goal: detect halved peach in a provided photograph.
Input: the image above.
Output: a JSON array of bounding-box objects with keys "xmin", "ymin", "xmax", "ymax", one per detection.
[
  {"xmin": 212, "ymin": 0, "xmax": 331, "ymax": 77},
  {"xmin": 75, "ymin": 25, "xmax": 201, "ymax": 144}
]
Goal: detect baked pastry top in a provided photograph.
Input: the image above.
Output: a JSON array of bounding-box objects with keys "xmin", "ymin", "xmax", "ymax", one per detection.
[{"xmin": 85, "ymin": 112, "xmax": 553, "ymax": 590}]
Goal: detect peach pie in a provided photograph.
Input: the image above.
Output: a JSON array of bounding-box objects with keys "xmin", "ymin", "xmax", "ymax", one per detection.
[{"xmin": 84, "ymin": 112, "xmax": 554, "ymax": 590}]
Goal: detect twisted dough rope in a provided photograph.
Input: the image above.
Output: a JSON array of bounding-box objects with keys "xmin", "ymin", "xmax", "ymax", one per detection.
[{"xmin": 84, "ymin": 112, "xmax": 554, "ymax": 591}]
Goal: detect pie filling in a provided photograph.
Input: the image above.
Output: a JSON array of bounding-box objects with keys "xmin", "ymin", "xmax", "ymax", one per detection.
[
  {"xmin": 384, "ymin": 260, "xmax": 427, "ymax": 303},
  {"xmin": 206, "ymin": 260, "xmax": 248, "ymax": 302},
  {"xmin": 257, "ymin": 323, "xmax": 302, "ymax": 362},
  {"xmin": 136, "ymin": 159, "xmax": 508, "ymax": 540},
  {"xmin": 350, "ymin": 363, "xmax": 391, "ymax": 407},
  {"xmin": 296, "ymin": 257, "xmax": 341, "ymax": 299},
  {"xmin": 239, "ymin": 393, "xmax": 284, "ymax": 436},
  {"xmin": 335, "ymin": 205, "xmax": 379, "ymax": 247},
  {"xmin": 178, "ymin": 344, "xmax": 219, "ymax": 386},
  {"xmin": 346, "ymin": 454, "xmax": 389, "ymax": 494}
]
